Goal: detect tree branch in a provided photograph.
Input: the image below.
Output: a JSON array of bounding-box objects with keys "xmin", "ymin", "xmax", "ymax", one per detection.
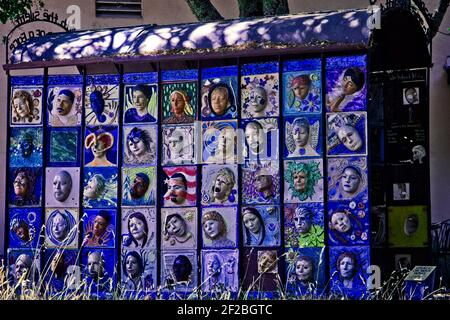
[
  {"xmin": 430, "ymin": 0, "xmax": 450, "ymax": 38},
  {"xmin": 185, "ymin": 0, "xmax": 223, "ymax": 22},
  {"xmin": 238, "ymin": 0, "xmax": 263, "ymax": 18},
  {"xmin": 262, "ymin": 0, "xmax": 289, "ymax": 16}
]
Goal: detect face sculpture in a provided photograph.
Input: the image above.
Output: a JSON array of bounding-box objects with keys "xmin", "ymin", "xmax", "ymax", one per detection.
[
  {"xmin": 293, "ymin": 207, "xmax": 312, "ymax": 234},
  {"xmin": 203, "ymin": 219, "xmax": 220, "ymax": 239},
  {"xmin": 130, "ymin": 173, "xmax": 149, "ymax": 200},
  {"xmin": 293, "ymin": 170, "xmax": 307, "ymax": 193},
  {"xmin": 14, "ymin": 254, "xmax": 32, "ymax": 281},
  {"xmin": 14, "ymin": 172, "xmax": 30, "ymax": 198},
  {"xmin": 404, "ymin": 214, "xmax": 419, "ymax": 236},
  {"xmin": 245, "ymin": 122, "xmax": 264, "ymax": 154},
  {"xmin": 331, "ymin": 211, "xmax": 351, "ymax": 233},
  {"xmin": 170, "ymin": 92, "xmax": 186, "ymax": 116},
  {"xmin": 165, "ymin": 175, "xmax": 187, "ymax": 205},
  {"xmin": 338, "ymin": 255, "xmax": 356, "ymax": 279},
  {"xmin": 127, "ymin": 133, "xmax": 148, "ymax": 158},
  {"xmin": 255, "ymin": 172, "xmax": 273, "ymax": 194},
  {"xmin": 293, "ymin": 121, "xmax": 309, "ymax": 148},
  {"xmin": 132, "ymin": 89, "xmax": 149, "ymax": 112},
  {"xmin": 340, "ymin": 167, "xmax": 361, "ymax": 194},
  {"xmin": 93, "ymin": 214, "xmax": 109, "ymax": 237},
  {"xmin": 51, "ymin": 211, "xmax": 69, "ymax": 241},
  {"xmin": 13, "ymin": 221, "xmax": 30, "ymax": 242},
  {"xmin": 249, "ymin": 86, "xmax": 268, "ymax": 113},
  {"xmin": 166, "ymin": 215, "xmax": 187, "ymax": 238},
  {"xmin": 55, "ymin": 90, "xmax": 74, "ymax": 116},
  {"xmin": 291, "ymin": 75, "xmax": 311, "ymax": 100},
  {"xmin": 212, "ymin": 169, "xmax": 235, "ymax": 202},
  {"xmin": 18, "ymin": 134, "xmax": 34, "ymax": 158},
  {"xmin": 13, "ymin": 91, "xmax": 32, "ymax": 119},
  {"xmin": 129, "ymin": 216, "xmax": 147, "ymax": 242},
  {"xmin": 258, "ymin": 251, "xmax": 277, "ymax": 273},
  {"xmin": 243, "ymin": 210, "xmax": 261, "ymax": 235},
  {"xmin": 207, "ymin": 255, "xmax": 221, "ymax": 277},
  {"xmin": 337, "ymin": 125, "xmax": 363, "ymax": 151},
  {"xmin": 53, "ymin": 170, "xmax": 73, "ymax": 202},
  {"xmin": 167, "ymin": 130, "xmax": 184, "ymax": 157},
  {"xmin": 87, "ymin": 251, "xmax": 104, "ymax": 279},
  {"xmin": 126, "ymin": 254, "xmax": 140, "ymax": 279},
  {"xmin": 172, "ymin": 255, "xmax": 192, "ymax": 282},
  {"xmin": 83, "ymin": 175, "xmax": 105, "ymax": 199},
  {"xmin": 295, "ymin": 257, "xmax": 314, "ymax": 282},
  {"xmin": 404, "ymin": 88, "xmax": 418, "ymax": 105},
  {"xmin": 210, "ymin": 87, "xmax": 229, "ymax": 116}
]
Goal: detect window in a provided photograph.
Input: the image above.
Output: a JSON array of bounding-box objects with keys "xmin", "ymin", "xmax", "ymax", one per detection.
[{"xmin": 96, "ymin": 0, "xmax": 142, "ymax": 17}]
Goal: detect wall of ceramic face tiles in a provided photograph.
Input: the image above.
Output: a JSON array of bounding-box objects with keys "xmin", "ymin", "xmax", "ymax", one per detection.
[{"xmin": 5, "ymin": 54, "xmax": 369, "ymax": 299}]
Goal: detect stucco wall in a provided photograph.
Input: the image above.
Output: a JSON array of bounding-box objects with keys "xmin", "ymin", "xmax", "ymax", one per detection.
[{"xmin": 0, "ymin": 0, "xmax": 448, "ymax": 254}]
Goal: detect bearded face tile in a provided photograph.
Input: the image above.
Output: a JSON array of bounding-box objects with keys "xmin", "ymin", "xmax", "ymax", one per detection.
[
  {"xmin": 122, "ymin": 167, "xmax": 156, "ymax": 206},
  {"xmin": 45, "ymin": 167, "xmax": 80, "ymax": 207},
  {"xmin": 162, "ymin": 125, "xmax": 195, "ymax": 166},
  {"xmin": 48, "ymin": 84, "xmax": 83, "ymax": 126},
  {"xmin": 123, "ymin": 125, "xmax": 157, "ymax": 166},
  {"xmin": 121, "ymin": 249, "xmax": 157, "ymax": 294},
  {"xmin": 242, "ymin": 161, "xmax": 280, "ymax": 205},
  {"xmin": 241, "ymin": 205, "xmax": 281, "ymax": 247},
  {"xmin": 327, "ymin": 112, "xmax": 367, "ymax": 157},
  {"xmin": 284, "ymin": 115, "xmax": 322, "ymax": 158},
  {"xmin": 45, "ymin": 208, "xmax": 79, "ymax": 248},
  {"xmin": 84, "ymin": 126, "xmax": 118, "ymax": 167},
  {"xmin": 10, "ymin": 82, "xmax": 43, "ymax": 126},
  {"xmin": 82, "ymin": 167, "xmax": 118, "ymax": 208},
  {"xmin": 9, "ymin": 127, "xmax": 43, "ymax": 167},
  {"xmin": 162, "ymin": 166, "xmax": 197, "ymax": 207},
  {"xmin": 242, "ymin": 118, "xmax": 279, "ymax": 161},
  {"xmin": 327, "ymin": 157, "xmax": 368, "ymax": 202},
  {"xmin": 202, "ymin": 121, "xmax": 238, "ymax": 165},
  {"xmin": 201, "ymin": 66, "xmax": 238, "ymax": 120},
  {"xmin": 326, "ymin": 55, "xmax": 367, "ymax": 112},
  {"xmin": 283, "ymin": 159, "xmax": 324, "ymax": 203},
  {"xmin": 201, "ymin": 165, "xmax": 238, "ymax": 206},
  {"xmin": 123, "ymin": 75, "xmax": 158, "ymax": 124},
  {"xmin": 9, "ymin": 167, "xmax": 42, "ymax": 207},
  {"xmin": 201, "ymin": 207, "xmax": 238, "ymax": 248},
  {"xmin": 82, "ymin": 209, "xmax": 116, "ymax": 248},
  {"xmin": 328, "ymin": 201, "xmax": 370, "ymax": 246},
  {"xmin": 161, "ymin": 207, "xmax": 197, "ymax": 249},
  {"xmin": 241, "ymin": 62, "xmax": 279, "ymax": 118},
  {"xmin": 121, "ymin": 207, "xmax": 157, "ymax": 249},
  {"xmin": 285, "ymin": 247, "xmax": 326, "ymax": 297},
  {"xmin": 282, "ymin": 59, "xmax": 322, "ymax": 115},
  {"xmin": 9, "ymin": 208, "xmax": 42, "ymax": 248},
  {"xmin": 160, "ymin": 250, "xmax": 197, "ymax": 293},
  {"xmin": 284, "ymin": 203, "xmax": 324, "ymax": 248},
  {"xmin": 201, "ymin": 249, "xmax": 239, "ymax": 293},
  {"xmin": 85, "ymin": 75, "xmax": 120, "ymax": 126}
]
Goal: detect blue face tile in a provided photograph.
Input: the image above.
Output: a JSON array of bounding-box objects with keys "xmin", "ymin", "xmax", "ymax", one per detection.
[
  {"xmin": 82, "ymin": 167, "xmax": 118, "ymax": 208},
  {"xmin": 121, "ymin": 249, "xmax": 157, "ymax": 294},
  {"xmin": 82, "ymin": 209, "xmax": 117, "ymax": 248},
  {"xmin": 327, "ymin": 112, "xmax": 368, "ymax": 157},
  {"xmin": 9, "ymin": 127, "xmax": 43, "ymax": 167},
  {"xmin": 9, "ymin": 167, "xmax": 42, "ymax": 207},
  {"xmin": 81, "ymin": 248, "xmax": 116, "ymax": 299},
  {"xmin": 284, "ymin": 115, "xmax": 322, "ymax": 159},
  {"xmin": 201, "ymin": 206, "xmax": 238, "ymax": 248},
  {"xmin": 284, "ymin": 203, "xmax": 325, "ymax": 248},
  {"xmin": 241, "ymin": 205, "xmax": 281, "ymax": 247},
  {"xmin": 9, "ymin": 208, "xmax": 42, "ymax": 248},
  {"xmin": 201, "ymin": 249, "xmax": 239, "ymax": 294},
  {"xmin": 84, "ymin": 126, "xmax": 118, "ymax": 167}
]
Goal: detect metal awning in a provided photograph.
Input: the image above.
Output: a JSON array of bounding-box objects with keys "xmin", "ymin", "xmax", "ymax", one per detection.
[{"xmin": 5, "ymin": 8, "xmax": 372, "ymax": 70}]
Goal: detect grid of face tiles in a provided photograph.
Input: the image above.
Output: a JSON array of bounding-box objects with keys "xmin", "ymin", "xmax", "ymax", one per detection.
[{"xmin": 6, "ymin": 55, "xmax": 369, "ymax": 299}]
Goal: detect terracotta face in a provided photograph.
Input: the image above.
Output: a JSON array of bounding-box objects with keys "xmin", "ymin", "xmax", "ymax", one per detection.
[{"xmin": 293, "ymin": 83, "xmax": 310, "ymax": 100}]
